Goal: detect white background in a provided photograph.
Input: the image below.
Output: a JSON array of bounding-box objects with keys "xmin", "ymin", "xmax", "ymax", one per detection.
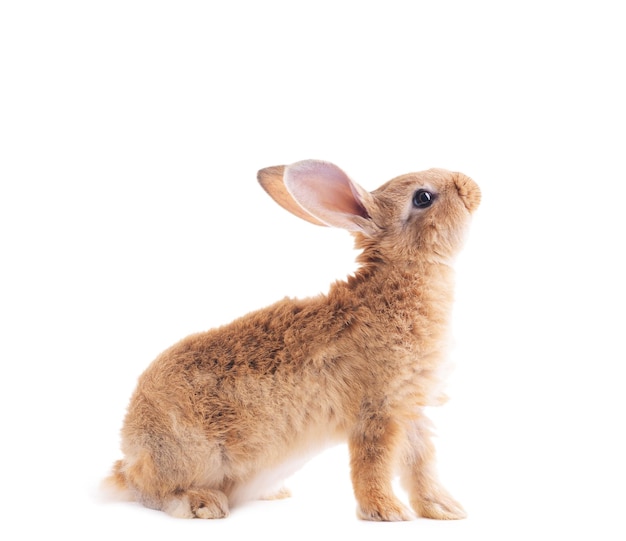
[{"xmin": 1, "ymin": 1, "xmax": 625, "ymax": 540}]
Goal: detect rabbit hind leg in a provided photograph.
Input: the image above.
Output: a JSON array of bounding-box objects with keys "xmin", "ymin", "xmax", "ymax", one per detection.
[{"xmin": 122, "ymin": 448, "xmax": 230, "ymax": 519}]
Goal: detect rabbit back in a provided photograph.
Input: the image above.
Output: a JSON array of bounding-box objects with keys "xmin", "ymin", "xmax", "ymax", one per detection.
[{"xmin": 115, "ymin": 294, "xmax": 357, "ymax": 511}]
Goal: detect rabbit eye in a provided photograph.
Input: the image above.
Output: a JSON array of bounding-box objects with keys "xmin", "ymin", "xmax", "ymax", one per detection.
[{"xmin": 413, "ymin": 189, "xmax": 435, "ymax": 209}]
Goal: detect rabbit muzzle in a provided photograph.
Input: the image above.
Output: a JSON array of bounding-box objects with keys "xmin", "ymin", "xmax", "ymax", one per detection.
[{"xmin": 454, "ymin": 174, "xmax": 481, "ymax": 213}]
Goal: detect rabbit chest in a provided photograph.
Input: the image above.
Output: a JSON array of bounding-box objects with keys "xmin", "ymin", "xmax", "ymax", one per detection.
[{"xmin": 323, "ymin": 263, "xmax": 456, "ymax": 410}]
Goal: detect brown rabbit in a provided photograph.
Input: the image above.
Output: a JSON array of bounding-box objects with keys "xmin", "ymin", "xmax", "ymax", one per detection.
[{"xmin": 105, "ymin": 159, "xmax": 481, "ymax": 521}]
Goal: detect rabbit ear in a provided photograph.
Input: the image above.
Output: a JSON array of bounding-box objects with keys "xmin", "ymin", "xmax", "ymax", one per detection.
[
  {"xmin": 258, "ymin": 165, "xmax": 329, "ymax": 226},
  {"xmin": 283, "ymin": 160, "xmax": 373, "ymax": 232}
]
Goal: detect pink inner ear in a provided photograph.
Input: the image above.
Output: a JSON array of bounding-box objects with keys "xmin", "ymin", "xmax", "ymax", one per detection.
[{"xmin": 284, "ymin": 161, "xmax": 369, "ymax": 230}]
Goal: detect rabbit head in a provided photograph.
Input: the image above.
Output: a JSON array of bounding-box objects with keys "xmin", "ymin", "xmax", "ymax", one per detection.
[{"xmin": 258, "ymin": 160, "xmax": 480, "ymax": 266}]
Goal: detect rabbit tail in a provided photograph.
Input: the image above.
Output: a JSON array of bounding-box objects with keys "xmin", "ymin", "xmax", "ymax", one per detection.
[{"xmin": 101, "ymin": 460, "xmax": 134, "ymax": 502}]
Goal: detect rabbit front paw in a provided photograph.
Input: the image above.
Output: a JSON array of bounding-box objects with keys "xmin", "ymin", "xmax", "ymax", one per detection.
[
  {"xmin": 411, "ymin": 491, "xmax": 466, "ymax": 520},
  {"xmin": 357, "ymin": 494, "xmax": 413, "ymax": 522}
]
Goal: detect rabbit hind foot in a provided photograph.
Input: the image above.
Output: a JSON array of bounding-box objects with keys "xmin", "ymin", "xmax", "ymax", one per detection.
[{"xmin": 162, "ymin": 488, "xmax": 230, "ymax": 519}]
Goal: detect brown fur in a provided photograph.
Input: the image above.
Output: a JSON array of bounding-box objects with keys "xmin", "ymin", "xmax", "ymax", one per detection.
[{"xmin": 105, "ymin": 160, "xmax": 480, "ymax": 521}]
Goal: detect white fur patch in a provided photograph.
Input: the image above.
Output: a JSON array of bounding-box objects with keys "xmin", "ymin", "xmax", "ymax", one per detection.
[
  {"xmin": 229, "ymin": 455, "xmax": 310, "ymax": 505},
  {"xmin": 163, "ymin": 496, "xmax": 194, "ymax": 518}
]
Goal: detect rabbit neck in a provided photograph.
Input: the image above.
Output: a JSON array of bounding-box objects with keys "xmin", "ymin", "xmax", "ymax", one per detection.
[{"xmin": 343, "ymin": 259, "xmax": 456, "ymax": 319}]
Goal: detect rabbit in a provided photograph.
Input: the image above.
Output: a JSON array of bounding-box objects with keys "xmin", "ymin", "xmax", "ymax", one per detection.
[{"xmin": 104, "ymin": 159, "xmax": 481, "ymax": 521}]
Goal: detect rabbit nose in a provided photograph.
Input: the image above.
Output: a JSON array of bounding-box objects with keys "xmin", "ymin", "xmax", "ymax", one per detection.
[{"xmin": 454, "ymin": 174, "xmax": 481, "ymax": 213}]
